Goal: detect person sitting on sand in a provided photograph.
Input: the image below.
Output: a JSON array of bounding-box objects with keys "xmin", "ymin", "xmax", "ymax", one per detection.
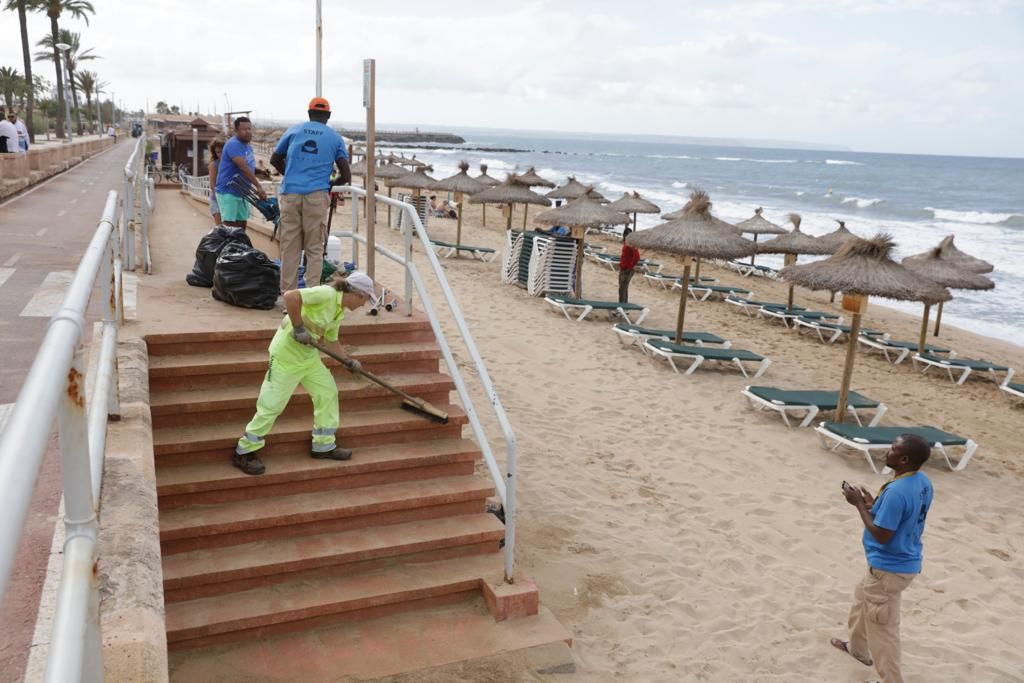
[
  {"xmin": 429, "ymin": 195, "xmax": 457, "ymax": 219},
  {"xmin": 831, "ymin": 433, "xmax": 933, "ymax": 683}
]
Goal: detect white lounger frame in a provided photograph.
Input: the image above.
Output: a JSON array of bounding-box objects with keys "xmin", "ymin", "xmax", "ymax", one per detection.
[
  {"xmin": 724, "ymin": 297, "xmax": 773, "ymax": 317},
  {"xmin": 677, "ymin": 283, "xmax": 753, "ymax": 302},
  {"xmin": 1000, "ymin": 378, "xmax": 1024, "ymax": 402},
  {"xmin": 544, "ymin": 297, "xmax": 650, "ymax": 324},
  {"xmin": 742, "ymin": 386, "xmax": 887, "ymax": 428},
  {"xmin": 430, "ymin": 243, "xmax": 498, "ymax": 263},
  {"xmin": 757, "ymin": 306, "xmax": 825, "ymax": 327},
  {"xmin": 856, "ymin": 335, "xmax": 955, "ymax": 365},
  {"xmin": 793, "ymin": 317, "xmax": 859, "ymax": 344},
  {"xmin": 814, "ymin": 423, "xmax": 979, "ymax": 473},
  {"xmin": 911, "ymin": 355, "xmax": 1013, "ymax": 386},
  {"xmin": 643, "ymin": 339, "xmax": 770, "ymax": 378},
  {"xmin": 612, "ymin": 325, "xmax": 732, "ymax": 351}
]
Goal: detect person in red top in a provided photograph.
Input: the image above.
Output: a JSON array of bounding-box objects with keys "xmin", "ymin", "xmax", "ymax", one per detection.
[{"xmin": 619, "ymin": 227, "xmax": 641, "ymax": 303}]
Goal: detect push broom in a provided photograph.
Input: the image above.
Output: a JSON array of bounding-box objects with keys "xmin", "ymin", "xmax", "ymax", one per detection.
[{"xmin": 310, "ymin": 341, "xmax": 449, "ymax": 424}]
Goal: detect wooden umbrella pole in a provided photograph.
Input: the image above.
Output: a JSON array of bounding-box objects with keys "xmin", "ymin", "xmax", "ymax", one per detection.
[
  {"xmin": 933, "ymin": 301, "xmax": 944, "ymax": 336},
  {"xmin": 505, "ymin": 203, "xmax": 513, "ymax": 232},
  {"xmin": 523, "ymin": 204, "xmax": 529, "ymax": 230},
  {"xmin": 750, "ymin": 234, "xmax": 758, "ymax": 265},
  {"xmin": 917, "ymin": 303, "xmax": 931, "ymax": 353},
  {"xmin": 573, "ymin": 225, "xmax": 584, "ymax": 298},
  {"xmin": 835, "ymin": 311, "xmax": 863, "ymax": 422},
  {"xmin": 482, "ymin": 203, "xmax": 487, "ymax": 227},
  {"xmin": 694, "ymin": 257, "xmax": 702, "ymax": 280},
  {"xmin": 387, "ymin": 186, "xmax": 392, "ymax": 227},
  {"xmin": 785, "ymin": 254, "xmax": 796, "ymax": 309},
  {"xmin": 787, "ymin": 284, "xmax": 795, "ymax": 311},
  {"xmin": 455, "ymin": 192, "xmax": 463, "ymax": 247},
  {"xmin": 675, "ymin": 261, "xmax": 693, "ymax": 344},
  {"xmin": 632, "ymin": 212, "xmax": 638, "ymax": 232}
]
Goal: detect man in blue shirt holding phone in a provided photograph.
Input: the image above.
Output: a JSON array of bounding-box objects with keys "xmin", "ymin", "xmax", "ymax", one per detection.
[{"xmin": 832, "ymin": 434, "xmax": 934, "ymax": 683}]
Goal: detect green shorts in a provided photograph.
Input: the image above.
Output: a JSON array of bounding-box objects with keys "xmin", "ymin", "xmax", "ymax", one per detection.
[{"xmin": 216, "ymin": 192, "xmax": 250, "ymax": 222}]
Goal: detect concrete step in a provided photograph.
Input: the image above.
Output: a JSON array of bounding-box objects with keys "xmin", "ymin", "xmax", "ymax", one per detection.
[
  {"xmin": 159, "ymin": 475, "xmax": 495, "ymax": 554},
  {"xmin": 165, "ymin": 553, "xmax": 503, "ymax": 650},
  {"xmin": 156, "ymin": 438, "xmax": 481, "ymax": 508},
  {"xmin": 152, "ymin": 404, "xmax": 467, "ymax": 466},
  {"xmin": 163, "ymin": 514, "xmax": 505, "ymax": 602},
  {"xmin": 167, "ymin": 601, "xmax": 572, "ymax": 681},
  {"xmin": 148, "ymin": 343, "xmax": 442, "ymax": 391},
  {"xmin": 150, "ymin": 372, "xmax": 455, "ymax": 429},
  {"xmin": 146, "ymin": 320, "xmax": 436, "ymax": 357}
]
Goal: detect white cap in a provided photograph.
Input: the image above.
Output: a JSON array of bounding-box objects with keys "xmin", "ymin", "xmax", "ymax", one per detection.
[{"xmin": 344, "ymin": 271, "xmax": 376, "ymax": 298}]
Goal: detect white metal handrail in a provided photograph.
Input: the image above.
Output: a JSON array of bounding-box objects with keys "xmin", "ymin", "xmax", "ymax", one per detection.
[
  {"xmin": 123, "ymin": 135, "xmax": 151, "ymax": 273},
  {"xmin": 333, "ymin": 186, "xmax": 519, "ymax": 583},
  {"xmin": 0, "ymin": 190, "xmax": 123, "ymax": 682}
]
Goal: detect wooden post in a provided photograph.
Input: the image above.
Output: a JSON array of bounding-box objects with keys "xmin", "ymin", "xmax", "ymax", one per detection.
[
  {"xmin": 933, "ymin": 300, "xmax": 944, "ymax": 336},
  {"xmin": 387, "ymin": 185, "xmax": 392, "ymax": 227},
  {"xmin": 363, "ymin": 58, "xmax": 376, "ymax": 278},
  {"xmin": 522, "ymin": 204, "xmax": 529, "ymax": 230},
  {"xmin": 750, "ymin": 234, "xmax": 758, "ymax": 265},
  {"xmin": 694, "ymin": 258, "xmax": 701, "ymax": 281},
  {"xmin": 482, "ymin": 203, "xmax": 487, "ymax": 227},
  {"xmin": 784, "ymin": 254, "xmax": 797, "ymax": 309},
  {"xmin": 675, "ymin": 257, "xmax": 693, "ymax": 344},
  {"xmin": 505, "ymin": 203, "xmax": 512, "ymax": 232},
  {"xmin": 918, "ymin": 303, "xmax": 931, "ymax": 353},
  {"xmin": 835, "ymin": 293, "xmax": 867, "ymax": 422},
  {"xmin": 571, "ymin": 225, "xmax": 585, "ymax": 298},
  {"xmin": 455, "ymin": 191, "xmax": 464, "ymax": 246}
]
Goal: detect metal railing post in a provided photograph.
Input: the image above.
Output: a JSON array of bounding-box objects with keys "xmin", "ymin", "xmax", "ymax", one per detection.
[
  {"xmin": 350, "ymin": 192, "xmax": 360, "ymax": 267},
  {"xmin": 402, "ymin": 215, "xmax": 413, "ymax": 316}
]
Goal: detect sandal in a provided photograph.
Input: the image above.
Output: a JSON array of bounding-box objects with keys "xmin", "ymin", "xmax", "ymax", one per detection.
[{"xmin": 830, "ymin": 638, "xmax": 873, "ymax": 667}]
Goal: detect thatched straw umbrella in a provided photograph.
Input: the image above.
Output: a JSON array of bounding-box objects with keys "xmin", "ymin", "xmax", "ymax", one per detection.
[
  {"xmin": 534, "ymin": 193, "xmax": 630, "ymax": 298},
  {"xmin": 781, "ymin": 234, "xmax": 951, "ymax": 422},
  {"xmin": 387, "ymin": 167, "xmax": 437, "ymax": 228},
  {"xmin": 513, "ymin": 167, "xmax": 556, "ymax": 229},
  {"xmin": 628, "ymin": 191, "xmax": 757, "ymax": 343},
  {"xmin": 474, "ymin": 164, "xmax": 501, "ymax": 226},
  {"xmin": 547, "ymin": 176, "xmax": 591, "ymax": 202},
  {"xmin": 758, "ymin": 214, "xmax": 835, "ymax": 310},
  {"xmin": 735, "ymin": 207, "xmax": 786, "ymax": 265},
  {"xmin": 933, "ymin": 235, "xmax": 995, "ymax": 336},
  {"xmin": 374, "ymin": 162, "xmax": 415, "ymax": 225},
  {"xmin": 349, "ymin": 158, "xmax": 369, "ymax": 176},
  {"xmin": 469, "ymin": 173, "xmax": 551, "ymax": 234},
  {"xmin": 903, "ymin": 245, "xmax": 994, "ymax": 351},
  {"xmin": 817, "ymin": 220, "xmax": 860, "ymax": 301},
  {"xmin": 431, "ymin": 161, "xmax": 486, "ymax": 247},
  {"xmin": 607, "ymin": 191, "xmax": 661, "ymax": 234}
]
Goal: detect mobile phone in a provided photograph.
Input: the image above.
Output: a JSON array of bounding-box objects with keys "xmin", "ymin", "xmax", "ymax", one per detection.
[{"xmin": 841, "ymin": 481, "xmax": 854, "ymax": 493}]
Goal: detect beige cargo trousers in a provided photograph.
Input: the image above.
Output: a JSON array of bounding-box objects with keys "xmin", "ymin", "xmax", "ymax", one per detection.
[{"xmin": 279, "ymin": 191, "xmax": 329, "ymax": 292}]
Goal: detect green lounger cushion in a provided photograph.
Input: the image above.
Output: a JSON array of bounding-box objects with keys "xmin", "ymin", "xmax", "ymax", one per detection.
[
  {"xmin": 431, "ymin": 240, "xmax": 495, "ymax": 252},
  {"xmin": 917, "ymin": 354, "xmax": 1009, "ymax": 371},
  {"xmin": 874, "ymin": 339, "xmax": 950, "ymax": 353},
  {"xmin": 549, "ymin": 296, "xmax": 645, "ymax": 311},
  {"xmin": 822, "ymin": 423, "xmax": 967, "ymax": 446},
  {"xmin": 613, "ymin": 323, "xmax": 727, "ymax": 344},
  {"xmin": 731, "ymin": 298, "xmax": 800, "ymax": 309},
  {"xmin": 694, "ymin": 284, "xmax": 752, "ymax": 294},
  {"xmin": 646, "ymin": 339, "xmax": 763, "ymax": 362},
  {"xmin": 1006, "ymin": 382, "xmax": 1024, "ymax": 393},
  {"xmin": 747, "ymin": 386, "xmax": 879, "ymax": 409},
  {"xmin": 649, "ymin": 273, "xmax": 716, "ymax": 283},
  {"xmin": 797, "ymin": 318, "xmax": 883, "ymax": 336},
  {"xmin": 795, "ymin": 310, "xmax": 840, "ymax": 320}
]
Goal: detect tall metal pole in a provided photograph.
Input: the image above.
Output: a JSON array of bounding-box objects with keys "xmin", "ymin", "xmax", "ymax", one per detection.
[
  {"xmin": 95, "ymin": 90, "xmax": 102, "ymax": 136},
  {"xmin": 58, "ymin": 49, "xmax": 73, "ymax": 142},
  {"xmin": 364, "ymin": 58, "xmax": 376, "ymax": 278},
  {"xmin": 191, "ymin": 128, "xmax": 199, "ymax": 177},
  {"xmin": 315, "ymin": 0, "xmax": 323, "ymax": 97}
]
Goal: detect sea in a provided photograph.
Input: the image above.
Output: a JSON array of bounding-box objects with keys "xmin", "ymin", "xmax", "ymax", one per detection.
[{"xmin": 373, "ymin": 132, "xmax": 1024, "ymax": 346}]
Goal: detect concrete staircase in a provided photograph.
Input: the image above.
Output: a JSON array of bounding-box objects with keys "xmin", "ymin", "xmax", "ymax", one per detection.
[{"xmin": 148, "ymin": 320, "xmax": 571, "ymax": 681}]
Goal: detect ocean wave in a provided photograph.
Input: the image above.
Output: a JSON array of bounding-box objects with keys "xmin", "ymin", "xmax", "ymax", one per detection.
[
  {"xmin": 925, "ymin": 207, "xmax": 1024, "ymax": 226},
  {"xmin": 479, "ymin": 158, "xmax": 515, "ymax": 170},
  {"xmin": 841, "ymin": 196, "xmax": 885, "ymax": 209},
  {"xmin": 825, "ymin": 159, "xmax": 865, "ymax": 166},
  {"xmin": 751, "ymin": 159, "xmax": 797, "ymax": 164},
  {"xmin": 648, "ymin": 154, "xmax": 697, "ymax": 160},
  {"xmin": 715, "ymin": 157, "xmax": 742, "ymax": 161},
  {"xmin": 672, "ymin": 181, "xmax": 690, "ymax": 189},
  {"xmin": 795, "ymin": 191, "xmax": 806, "ymax": 196}
]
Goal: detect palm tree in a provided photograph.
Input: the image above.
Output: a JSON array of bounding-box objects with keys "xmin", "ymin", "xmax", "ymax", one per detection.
[
  {"xmin": 73, "ymin": 69, "xmax": 104, "ymax": 132},
  {"xmin": 28, "ymin": 0, "xmax": 95, "ymax": 138},
  {"xmin": 35, "ymin": 28, "xmax": 99, "ymax": 135},
  {"xmin": 3, "ymin": 0, "xmax": 35, "ymax": 141},
  {"xmin": 0, "ymin": 67, "xmax": 24, "ymax": 110}
]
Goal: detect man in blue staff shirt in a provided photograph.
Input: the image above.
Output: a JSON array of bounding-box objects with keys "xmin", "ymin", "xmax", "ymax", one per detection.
[
  {"xmin": 831, "ymin": 434, "xmax": 934, "ymax": 683},
  {"xmin": 270, "ymin": 97, "xmax": 351, "ymax": 293},
  {"xmin": 215, "ymin": 116, "xmax": 266, "ymax": 228}
]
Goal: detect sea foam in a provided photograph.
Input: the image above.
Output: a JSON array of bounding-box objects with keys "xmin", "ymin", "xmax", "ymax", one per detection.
[
  {"xmin": 925, "ymin": 207, "xmax": 1023, "ymax": 225},
  {"xmin": 841, "ymin": 196, "xmax": 885, "ymax": 208}
]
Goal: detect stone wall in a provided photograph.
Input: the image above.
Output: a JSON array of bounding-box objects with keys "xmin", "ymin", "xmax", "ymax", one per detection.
[{"xmin": 0, "ymin": 137, "xmax": 116, "ymax": 198}]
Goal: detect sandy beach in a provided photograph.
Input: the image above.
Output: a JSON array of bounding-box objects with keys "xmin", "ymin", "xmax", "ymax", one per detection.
[{"xmin": 160, "ymin": 184, "xmax": 1024, "ymax": 681}]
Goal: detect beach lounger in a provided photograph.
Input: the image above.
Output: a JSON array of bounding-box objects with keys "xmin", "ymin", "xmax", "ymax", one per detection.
[
  {"xmin": 429, "ymin": 240, "xmax": 497, "ymax": 262},
  {"xmin": 759, "ymin": 307, "xmax": 840, "ymax": 326},
  {"xmin": 544, "ymin": 296, "xmax": 650, "ymax": 324},
  {"xmin": 742, "ymin": 386, "xmax": 887, "ymax": 428},
  {"xmin": 857, "ymin": 335, "xmax": 952, "ymax": 365},
  {"xmin": 643, "ymin": 272, "xmax": 717, "ymax": 289},
  {"xmin": 792, "ymin": 316, "xmax": 884, "ymax": 344},
  {"xmin": 911, "ymin": 354, "xmax": 1014, "ymax": 386},
  {"xmin": 733, "ymin": 262, "xmax": 780, "ymax": 279},
  {"xmin": 644, "ymin": 339, "xmax": 770, "ymax": 378},
  {"xmin": 725, "ymin": 296, "xmax": 798, "ymax": 317},
  {"xmin": 815, "ymin": 422, "xmax": 978, "ymax": 473},
  {"xmin": 612, "ymin": 323, "xmax": 731, "ymax": 349},
  {"xmin": 684, "ymin": 283, "xmax": 753, "ymax": 301},
  {"xmin": 1000, "ymin": 377, "xmax": 1024, "ymax": 402}
]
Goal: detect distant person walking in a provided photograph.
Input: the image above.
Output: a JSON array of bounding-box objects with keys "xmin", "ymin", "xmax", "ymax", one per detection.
[
  {"xmin": 215, "ymin": 116, "xmax": 266, "ymax": 229},
  {"xmin": 0, "ymin": 107, "xmax": 19, "ymax": 155},
  {"xmin": 107, "ymin": 124, "xmax": 116, "ymax": 142},
  {"xmin": 10, "ymin": 110, "xmax": 29, "ymax": 153},
  {"xmin": 618, "ymin": 227, "xmax": 640, "ymax": 303},
  {"xmin": 831, "ymin": 434, "xmax": 934, "ymax": 683},
  {"xmin": 207, "ymin": 136, "xmax": 225, "ymax": 225},
  {"xmin": 270, "ymin": 98, "xmax": 351, "ymax": 292}
]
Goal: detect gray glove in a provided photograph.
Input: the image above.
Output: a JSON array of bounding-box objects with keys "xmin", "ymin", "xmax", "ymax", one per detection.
[
  {"xmin": 343, "ymin": 358, "xmax": 363, "ymax": 373},
  {"xmin": 292, "ymin": 325, "xmax": 313, "ymax": 345}
]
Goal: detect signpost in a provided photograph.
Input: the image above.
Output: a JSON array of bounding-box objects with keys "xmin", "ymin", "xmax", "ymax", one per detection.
[
  {"xmin": 364, "ymin": 58, "xmax": 376, "ymax": 278},
  {"xmin": 315, "ymin": 0, "xmax": 323, "ymax": 97}
]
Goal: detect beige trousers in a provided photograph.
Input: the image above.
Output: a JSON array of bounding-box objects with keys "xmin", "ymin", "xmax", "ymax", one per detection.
[
  {"xmin": 848, "ymin": 566, "xmax": 917, "ymax": 683},
  {"xmin": 279, "ymin": 191, "xmax": 329, "ymax": 292}
]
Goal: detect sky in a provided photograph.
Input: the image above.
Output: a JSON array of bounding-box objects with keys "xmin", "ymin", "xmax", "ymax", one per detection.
[{"xmin": 1, "ymin": 0, "xmax": 1022, "ymax": 157}]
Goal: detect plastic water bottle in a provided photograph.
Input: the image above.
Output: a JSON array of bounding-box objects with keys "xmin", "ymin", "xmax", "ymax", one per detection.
[{"xmin": 326, "ymin": 236, "xmax": 342, "ymax": 265}]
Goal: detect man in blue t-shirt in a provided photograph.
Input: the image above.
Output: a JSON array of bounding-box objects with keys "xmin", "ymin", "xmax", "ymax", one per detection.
[
  {"xmin": 215, "ymin": 116, "xmax": 266, "ymax": 228},
  {"xmin": 831, "ymin": 434, "xmax": 934, "ymax": 683},
  {"xmin": 269, "ymin": 97, "xmax": 351, "ymax": 293}
]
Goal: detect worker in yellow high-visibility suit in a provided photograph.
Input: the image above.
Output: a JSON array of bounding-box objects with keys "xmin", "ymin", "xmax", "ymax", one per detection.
[{"xmin": 233, "ymin": 271, "xmax": 375, "ymax": 475}]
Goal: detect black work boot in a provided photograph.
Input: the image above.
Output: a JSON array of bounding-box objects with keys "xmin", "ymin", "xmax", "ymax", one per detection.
[
  {"xmin": 233, "ymin": 451, "xmax": 266, "ymax": 475},
  {"xmin": 311, "ymin": 446, "xmax": 353, "ymax": 461}
]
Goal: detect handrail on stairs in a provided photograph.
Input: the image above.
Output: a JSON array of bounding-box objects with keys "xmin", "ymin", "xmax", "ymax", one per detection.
[{"xmin": 331, "ymin": 186, "xmax": 519, "ymax": 584}]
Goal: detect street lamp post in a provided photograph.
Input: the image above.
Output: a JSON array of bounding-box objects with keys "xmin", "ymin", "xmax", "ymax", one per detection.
[{"xmin": 55, "ymin": 42, "xmax": 73, "ymax": 142}]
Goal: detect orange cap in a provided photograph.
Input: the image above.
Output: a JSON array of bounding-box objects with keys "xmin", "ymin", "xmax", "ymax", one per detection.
[{"xmin": 308, "ymin": 97, "xmax": 331, "ymax": 112}]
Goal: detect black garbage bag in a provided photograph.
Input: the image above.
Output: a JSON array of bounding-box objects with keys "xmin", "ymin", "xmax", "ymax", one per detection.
[
  {"xmin": 211, "ymin": 244, "xmax": 280, "ymax": 310},
  {"xmin": 185, "ymin": 225, "xmax": 252, "ymax": 287}
]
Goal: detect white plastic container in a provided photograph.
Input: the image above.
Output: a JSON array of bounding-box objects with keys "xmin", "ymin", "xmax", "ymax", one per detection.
[{"xmin": 326, "ymin": 235, "xmax": 342, "ymax": 265}]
